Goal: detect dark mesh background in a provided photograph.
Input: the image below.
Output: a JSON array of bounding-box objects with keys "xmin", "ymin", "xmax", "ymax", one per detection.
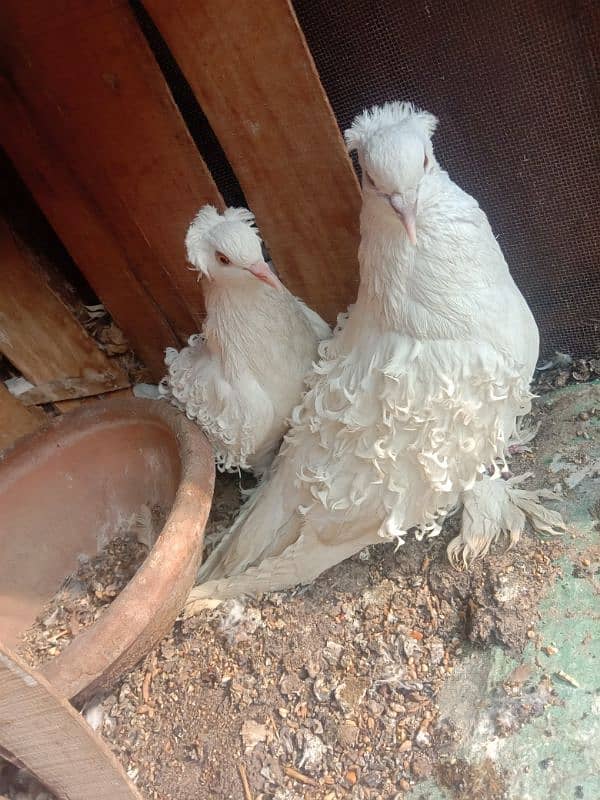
[
  {"xmin": 293, "ymin": 0, "xmax": 599, "ymax": 357},
  {"xmin": 130, "ymin": 1, "xmax": 599, "ymax": 356}
]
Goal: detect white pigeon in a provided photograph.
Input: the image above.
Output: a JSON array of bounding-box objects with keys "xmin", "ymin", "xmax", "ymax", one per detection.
[
  {"xmin": 186, "ymin": 103, "xmax": 563, "ymax": 613},
  {"xmin": 160, "ymin": 205, "xmax": 330, "ymax": 476}
]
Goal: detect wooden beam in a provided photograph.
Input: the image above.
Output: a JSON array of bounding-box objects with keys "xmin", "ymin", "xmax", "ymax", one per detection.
[
  {"xmin": 0, "ymin": 644, "xmax": 143, "ymax": 800},
  {"xmin": 17, "ymin": 378, "xmax": 131, "ymax": 406},
  {"xmin": 54, "ymin": 386, "xmax": 134, "ymax": 414},
  {"xmin": 0, "ymin": 78, "xmax": 173, "ymax": 380},
  {"xmin": 0, "ymin": 0, "xmax": 223, "ymax": 343},
  {"xmin": 0, "ymin": 220, "xmax": 129, "ymax": 395},
  {"xmin": 144, "ymin": 0, "xmax": 362, "ymax": 323},
  {"xmin": 0, "ymin": 384, "xmax": 45, "ymax": 451}
]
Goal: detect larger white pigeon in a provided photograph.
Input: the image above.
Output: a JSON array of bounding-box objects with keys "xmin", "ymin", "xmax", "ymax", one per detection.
[
  {"xmin": 160, "ymin": 205, "xmax": 330, "ymax": 476},
  {"xmin": 186, "ymin": 102, "xmax": 563, "ymax": 612}
]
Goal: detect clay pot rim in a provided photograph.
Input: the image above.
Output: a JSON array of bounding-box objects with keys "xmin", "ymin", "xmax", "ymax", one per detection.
[{"xmin": 1, "ymin": 398, "xmax": 215, "ymax": 703}]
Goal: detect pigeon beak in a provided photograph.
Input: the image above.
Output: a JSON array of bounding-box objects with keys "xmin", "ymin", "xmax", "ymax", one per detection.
[
  {"xmin": 389, "ymin": 194, "xmax": 418, "ymax": 246},
  {"xmin": 245, "ymin": 260, "xmax": 282, "ymax": 290}
]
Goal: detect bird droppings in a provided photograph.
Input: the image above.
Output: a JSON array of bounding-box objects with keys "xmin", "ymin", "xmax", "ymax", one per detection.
[
  {"xmin": 552, "ymin": 670, "xmax": 580, "ymax": 689},
  {"xmin": 533, "ymin": 354, "xmax": 600, "ymax": 394},
  {"xmin": 542, "ymin": 644, "xmax": 559, "ymax": 657},
  {"xmin": 242, "ymin": 719, "xmax": 270, "ymax": 753},
  {"xmin": 493, "ymin": 675, "xmax": 558, "ymax": 736}
]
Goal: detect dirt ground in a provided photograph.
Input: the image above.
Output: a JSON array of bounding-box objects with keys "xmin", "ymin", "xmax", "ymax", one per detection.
[
  {"xmin": 5, "ymin": 362, "xmax": 598, "ymax": 800},
  {"xmin": 96, "ymin": 518, "xmax": 561, "ymax": 800},
  {"xmin": 97, "ymin": 368, "xmax": 596, "ymax": 800},
  {"xmin": 96, "ymin": 408, "xmax": 571, "ymax": 800}
]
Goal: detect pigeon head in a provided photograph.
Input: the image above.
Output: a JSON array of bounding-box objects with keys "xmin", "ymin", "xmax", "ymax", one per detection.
[
  {"xmin": 345, "ymin": 102, "xmax": 438, "ymax": 245},
  {"xmin": 185, "ymin": 205, "xmax": 281, "ymax": 290}
]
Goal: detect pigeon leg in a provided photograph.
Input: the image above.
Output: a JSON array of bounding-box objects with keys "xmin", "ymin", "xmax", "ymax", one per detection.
[
  {"xmin": 447, "ymin": 473, "xmax": 565, "ymax": 567},
  {"xmin": 506, "ymin": 418, "xmax": 541, "ymax": 456}
]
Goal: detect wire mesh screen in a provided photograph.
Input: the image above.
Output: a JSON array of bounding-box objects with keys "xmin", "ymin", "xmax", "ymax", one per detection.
[{"xmin": 293, "ymin": 0, "xmax": 600, "ymax": 358}]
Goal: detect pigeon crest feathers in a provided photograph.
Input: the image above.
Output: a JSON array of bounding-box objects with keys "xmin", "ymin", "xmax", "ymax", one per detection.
[
  {"xmin": 221, "ymin": 206, "xmax": 256, "ymax": 227},
  {"xmin": 185, "ymin": 205, "xmax": 259, "ymax": 276},
  {"xmin": 344, "ymin": 101, "xmax": 438, "ymax": 153}
]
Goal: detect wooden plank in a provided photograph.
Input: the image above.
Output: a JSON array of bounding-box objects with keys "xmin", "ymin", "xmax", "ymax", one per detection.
[
  {"xmin": 144, "ymin": 0, "xmax": 362, "ymax": 323},
  {"xmin": 0, "ymin": 220, "xmax": 129, "ymax": 397},
  {"xmin": 0, "ymin": 644, "xmax": 142, "ymax": 800},
  {"xmin": 55, "ymin": 386, "xmax": 134, "ymax": 414},
  {"xmin": 0, "ymin": 78, "xmax": 173, "ymax": 380},
  {"xmin": 0, "ymin": 385, "xmax": 45, "ymax": 451},
  {"xmin": 18, "ymin": 377, "xmax": 131, "ymax": 406},
  {"xmin": 0, "ymin": 0, "xmax": 223, "ymax": 342}
]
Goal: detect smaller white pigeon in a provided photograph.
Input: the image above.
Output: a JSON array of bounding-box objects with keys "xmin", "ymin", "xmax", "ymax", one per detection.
[{"xmin": 160, "ymin": 205, "xmax": 330, "ymax": 476}]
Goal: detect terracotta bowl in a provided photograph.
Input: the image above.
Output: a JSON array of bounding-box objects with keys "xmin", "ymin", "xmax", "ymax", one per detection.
[{"xmin": 0, "ymin": 398, "xmax": 214, "ymax": 704}]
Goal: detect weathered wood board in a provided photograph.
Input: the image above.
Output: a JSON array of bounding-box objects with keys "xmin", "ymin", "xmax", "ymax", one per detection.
[
  {"xmin": 145, "ymin": 0, "xmax": 362, "ymax": 323},
  {"xmin": 0, "ymin": 385, "xmax": 45, "ymax": 451},
  {"xmin": 0, "ymin": 77, "xmax": 177, "ymax": 379},
  {"xmin": 0, "ymin": 0, "xmax": 223, "ymax": 346},
  {"xmin": 0, "ymin": 219, "xmax": 129, "ymax": 395},
  {"xmin": 0, "ymin": 644, "xmax": 142, "ymax": 800}
]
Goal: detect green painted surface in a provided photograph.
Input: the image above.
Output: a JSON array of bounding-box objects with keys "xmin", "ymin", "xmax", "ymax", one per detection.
[{"xmin": 407, "ymin": 383, "xmax": 600, "ymax": 800}]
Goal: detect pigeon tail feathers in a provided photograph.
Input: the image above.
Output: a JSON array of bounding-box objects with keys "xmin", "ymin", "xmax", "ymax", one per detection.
[{"xmin": 185, "ymin": 518, "xmax": 383, "ymax": 616}]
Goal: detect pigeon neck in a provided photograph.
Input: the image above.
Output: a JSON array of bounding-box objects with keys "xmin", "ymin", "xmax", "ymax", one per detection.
[
  {"xmin": 202, "ymin": 272, "xmax": 264, "ymax": 302},
  {"xmin": 358, "ymin": 197, "xmax": 415, "ymax": 324},
  {"xmin": 201, "ymin": 277, "xmax": 275, "ymax": 363},
  {"xmin": 356, "ymin": 192, "xmax": 475, "ymax": 339}
]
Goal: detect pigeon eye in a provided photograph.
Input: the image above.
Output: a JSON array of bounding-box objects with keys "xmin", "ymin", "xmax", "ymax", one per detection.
[{"xmin": 216, "ymin": 251, "xmax": 231, "ymax": 265}]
